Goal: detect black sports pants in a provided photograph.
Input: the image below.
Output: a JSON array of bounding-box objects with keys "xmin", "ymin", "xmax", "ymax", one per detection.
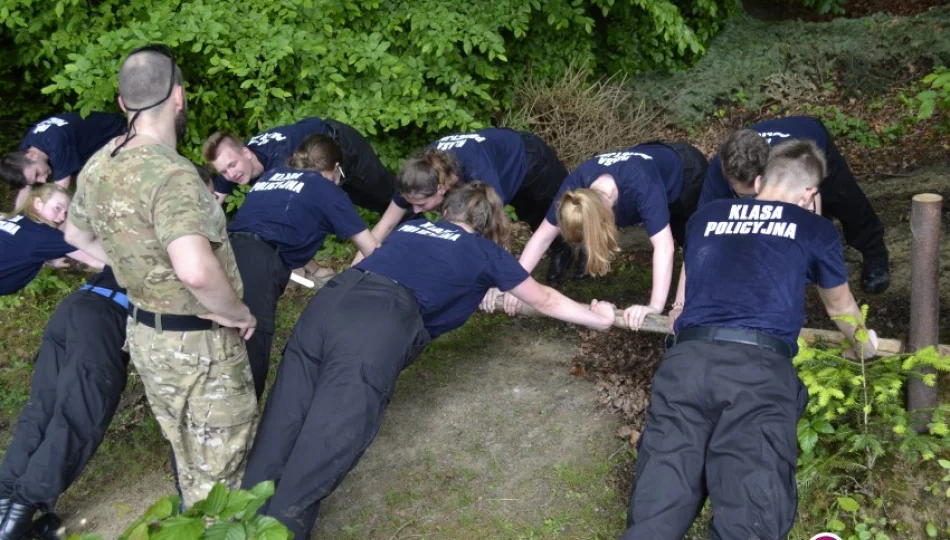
[
  {"xmin": 666, "ymin": 142, "xmax": 709, "ymax": 247},
  {"xmin": 229, "ymin": 232, "xmax": 292, "ymax": 398},
  {"xmin": 819, "ymin": 130, "xmax": 886, "ymax": 257},
  {"xmin": 325, "ymin": 119, "xmax": 396, "ymax": 215},
  {"xmin": 0, "ymin": 290, "xmax": 129, "ymax": 512},
  {"xmin": 622, "ymin": 338, "xmax": 808, "ymax": 540},
  {"xmin": 241, "ymin": 268, "xmax": 430, "ymax": 539},
  {"xmin": 509, "ymin": 131, "xmax": 570, "ymax": 232}
]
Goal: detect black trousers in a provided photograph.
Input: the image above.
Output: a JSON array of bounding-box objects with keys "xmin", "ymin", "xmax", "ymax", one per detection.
[
  {"xmin": 622, "ymin": 339, "xmax": 808, "ymax": 540},
  {"xmin": 511, "ymin": 131, "xmax": 570, "ymax": 232},
  {"xmin": 325, "ymin": 119, "xmax": 396, "ymax": 215},
  {"xmin": 229, "ymin": 232, "xmax": 292, "ymax": 399},
  {"xmin": 820, "ymin": 132, "xmax": 886, "ymax": 257},
  {"xmin": 0, "ymin": 290, "xmax": 129, "ymax": 512},
  {"xmin": 666, "ymin": 142, "xmax": 709, "ymax": 247},
  {"xmin": 241, "ymin": 268, "xmax": 430, "ymax": 539}
]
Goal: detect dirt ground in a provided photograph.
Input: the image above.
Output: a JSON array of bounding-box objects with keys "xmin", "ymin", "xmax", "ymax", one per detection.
[{"xmin": 55, "ymin": 325, "xmax": 628, "ymax": 539}]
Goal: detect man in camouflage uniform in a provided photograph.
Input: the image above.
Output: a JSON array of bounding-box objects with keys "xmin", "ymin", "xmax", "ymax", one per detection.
[{"xmin": 63, "ymin": 45, "xmax": 258, "ymax": 506}]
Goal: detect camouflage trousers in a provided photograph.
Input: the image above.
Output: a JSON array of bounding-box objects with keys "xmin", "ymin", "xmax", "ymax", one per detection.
[{"xmin": 126, "ymin": 318, "xmax": 258, "ymax": 506}]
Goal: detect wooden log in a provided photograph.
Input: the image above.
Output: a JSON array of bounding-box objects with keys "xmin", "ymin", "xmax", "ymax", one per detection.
[{"xmin": 488, "ymin": 296, "xmax": 906, "ymax": 355}]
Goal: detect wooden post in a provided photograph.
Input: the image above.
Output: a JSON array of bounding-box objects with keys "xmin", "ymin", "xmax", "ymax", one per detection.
[{"xmin": 907, "ymin": 193, "xmax": 943, "ymax": 428}]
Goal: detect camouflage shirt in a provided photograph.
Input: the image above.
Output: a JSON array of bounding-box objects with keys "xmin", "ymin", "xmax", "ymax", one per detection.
[{"xmin": 70, "ymin": 140, "xmax": 243, "ymax": 314}]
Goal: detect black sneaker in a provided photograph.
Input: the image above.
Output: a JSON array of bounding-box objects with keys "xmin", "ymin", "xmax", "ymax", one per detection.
[
  {"xmin": 28, "ymin": 513, "xmax": 61, "ymax": 540},
  {"xmin": 862, "ymin": 252, "xmax": 890, "ymax": 295}
]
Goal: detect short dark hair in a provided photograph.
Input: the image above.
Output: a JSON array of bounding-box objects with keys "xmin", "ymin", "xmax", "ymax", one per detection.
[
  {"xmin": 398, "ymin": 148, "xmax": 461, "ymax": 198},
  {"xmin": 118, "ymin": 51, "xmax": 183, "ymax": 111},
  {"xmin": 288, "ymin": 134, "xmax": 342, "ymax": 172},
  {"xmin": 760, "ymin": 139, "xmax": 828, "ymax": 191},
  {"xmin": 719, "ymin": 129, "xmax": 769, "ymax": 187},
  {"xmin": 0, "ymin": 151, "xmax": 30, "ymax": 188}
]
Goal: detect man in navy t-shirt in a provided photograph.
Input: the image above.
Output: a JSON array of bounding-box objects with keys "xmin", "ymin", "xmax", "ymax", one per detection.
[
  {"xmin": 622, "ymin": 140, "xmax": 879, "ymax": 540},
  {"xmin": 0, "ymin": 112, "xmax": 126, "ymax": 210},
  {"xmin": 697, "ymin": 116, "xmax": 889, "ymax": 294},
  {"xmin": 202, "ymin": 117, "xmax": 395, "ymax": 213}
]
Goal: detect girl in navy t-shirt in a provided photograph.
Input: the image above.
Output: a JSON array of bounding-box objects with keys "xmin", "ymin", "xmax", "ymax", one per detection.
[
  {"xmin": 242, "ymin": 182, "xmax": 616, "ymax": 539},
  {"xmin": 487, "ymin": 142, "xmax": 708, "ymax": 330},
  {"xmin": 226, "ymin": 134, "xmax": 381, "ymax": 397},
  {"xmin": 360, "ymin": 128, "xmax": 571, "ymax": 281},
  {"xmin": 0, "ymin": 184, "xmax": 105, "ymax": 296}
]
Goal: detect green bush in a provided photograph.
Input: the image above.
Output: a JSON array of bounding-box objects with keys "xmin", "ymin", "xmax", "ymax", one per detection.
[
  {"xmin": 915, "ymin": 67, "xmax": 950, "ymax": 131},
  {"xmin": 0, "ymin": 0, "xmax": 736, "ymax": 166}
]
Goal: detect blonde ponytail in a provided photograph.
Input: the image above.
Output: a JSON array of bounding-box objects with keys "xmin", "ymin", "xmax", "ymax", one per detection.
[{"xmin": 557, "ymin": 189, "xmax": 619, "ymax": 276}]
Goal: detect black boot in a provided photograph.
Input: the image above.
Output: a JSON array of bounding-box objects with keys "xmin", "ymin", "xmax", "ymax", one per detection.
[
  {"xmin": 27, "ymin": 513, "xmax": 61, "ymax": 540},
  {"xmin": 861, "ymin": 249, "xmax": 890, "ymax": 295},
  {"xmin": 0, "ymin": 502, "xmax": 36, "ymax": 540},
  {"xmin": 546, "ymin": 237, "xmax": 572, "ymax": 284},
  {"xmin": 574, "ymin": 246, "xmax": 591, "ymax": 281}
]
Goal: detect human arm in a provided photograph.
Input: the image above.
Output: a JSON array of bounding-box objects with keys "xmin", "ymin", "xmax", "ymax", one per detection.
[
  {"xmin": 63, "ymin": 220, "xmax": 111, "ymax": 265},
  {"xmin": 817, "ymin": 283, "xmax": 878, "ymax": 358},
  {"xmin": 167, "ymin": 235, "xmax": 256, "ymax": 339},
  {"xmin": 351, "ymin": 229, "xmax": 381, "ymax": 259},
  {"xmin": 623, "ymin": 224, "xmax": 675, "ymax": 329},
  {"xmin": 352, "ymin": 201, "xmax": 406, "ymax": 265},
  {"xmin": 65, "ymin": 249, "xmax": 105, "ymax": 270},
  {"xmin": 480, "ymin": 219, "xmax": 560, "ymax": 313},
  {"xmin": 507, "ymin": 276, "xmax": 615, "ymax": 330},
  {"xmin": 668, "ymin": 262, "xmax": 686, "ymax": 331}
]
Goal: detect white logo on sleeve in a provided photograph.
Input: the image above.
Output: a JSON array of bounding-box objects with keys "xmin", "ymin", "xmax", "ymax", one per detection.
[
  {"xmin": 595, "ymin": 151, "xmax": 652, "ymax": 167},
  {"xmin": 756, "ymin": 130, "xmax": 792, "ymax": 145},
  {"xmin": 435, "ymin": 134, "xmax": 487, "ymax": 150},
  {"xmin": 32, "ymin": 117, "xmax": 69, "ymax": 134},
  {"xmin": 248, "ymin": 131, "xmax": 288, "ymax": 147},
  {"xmin": 398, "ymin": 222, "xmax": 461, "ymax": 241},
  {"xmin": 703, "ymin": 204, "xmax": 797, "ymax": 239}
]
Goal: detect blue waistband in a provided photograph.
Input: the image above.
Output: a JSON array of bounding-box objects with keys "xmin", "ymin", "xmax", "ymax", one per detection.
[{"xmin": 79, "ymin": 284, "xmax": 130, "ymax": 310}]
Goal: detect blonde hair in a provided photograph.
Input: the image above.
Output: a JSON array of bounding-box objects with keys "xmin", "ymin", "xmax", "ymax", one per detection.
[
  {"xmin": 288, "ymin": 134, "xmax": 342, "ymax": 172},
  {"xmin": 557, "ymin": 189, "xmax": 619, "ymax": 276},
  {"xmin": 442, "ymin": 181, "xmax": 511, "ymax": 248},
  {"xmin": 15, "ymin": 183, "xmax": 70, "ymax": 227}
]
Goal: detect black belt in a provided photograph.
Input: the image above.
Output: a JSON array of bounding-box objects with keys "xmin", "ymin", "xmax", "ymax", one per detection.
[
  {"xmin": 675, "ymin": 327, "xmax": 792, "ymax": 357},
  {"xmin": 129, "ymin": 304, "xmax": 217, "ymax": 332}
]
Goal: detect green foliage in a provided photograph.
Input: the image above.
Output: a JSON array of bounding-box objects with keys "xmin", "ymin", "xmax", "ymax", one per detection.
[
  {"xmin": 801, "ymin": 104, "xmax": 885, "ymax": 148},
  {"xmin": 66, "ymin": 481, "xmax": 290, "ymax": 540},
  {"xmin": 636, "ymin": 8, "xmax": 950, "ymax": 128},
  {"xmin": 915, "ymin": 67, "xmax": 950, "ymax": 131},
  {"xmin": 0, "ymin": 269, "xmax": 78, "ymax": 311},
  {"xmin": 0, "ymin": 0, "xmax": 735, "ymax": 167},
  {"xmin": 793, "ymin": 306, "xmax": 950, "ymax": 538}
]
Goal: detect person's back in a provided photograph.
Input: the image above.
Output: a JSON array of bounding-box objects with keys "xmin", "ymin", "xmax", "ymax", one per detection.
[
  {"xmin": 76, "ymin": 141, "xmax": 240, "ymax": 312},
  {"xmin": 674, "ymin": 198, "xmax": 844, "ymax": 353},
  {"xmin": 357, "ymin": 218, "xmax": 526, "ymax": 338},
  {"xmin": 428, "ymin": 128, "xmax": 527, "ymax": 203}
]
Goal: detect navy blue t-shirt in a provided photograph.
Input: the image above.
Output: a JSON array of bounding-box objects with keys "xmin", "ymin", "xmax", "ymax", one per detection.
[
  {"xmin": 18, "ymin": 112, "xmax": 126, "ymax": 182},
  {"xmin": 228, "ymin": 167, "xmax": 366, "ymax": 270},
  {"xmin": 546, "ymin": 143, "xmax": 683, "ymax": 237},
  {"xmin": 393, "ymin": 128, "xmax": 527, "ymax": 208},
  {"xmin": 0, "ymin": 215, "xmax": 78, "ymax": 296},
  {"xmin": 674, "ymin": 199, "xmax": 848, "ymax": 355},
  {"xmin": 698, "ymin": 116, "xmax": 830, "ymax": 207},
  {"xmin": 213, "ymin": 117, "xmax": 332, "ymax": 194},
  {"xmin": 356, "ymin": 219, "xmax": 530, "ymax": 338}
]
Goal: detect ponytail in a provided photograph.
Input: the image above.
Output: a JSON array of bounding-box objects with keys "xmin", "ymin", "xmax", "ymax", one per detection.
[
  {"xmin": 557, "ymin": 189, "xmax": 619, "ymax": 276},
  {"xmin": 441, "ymin": 181, "xmax": 511, "ymax": 248},
  {"xmin": 288, "ymin": 134, "xmax": 343, "ymax": 172}
]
